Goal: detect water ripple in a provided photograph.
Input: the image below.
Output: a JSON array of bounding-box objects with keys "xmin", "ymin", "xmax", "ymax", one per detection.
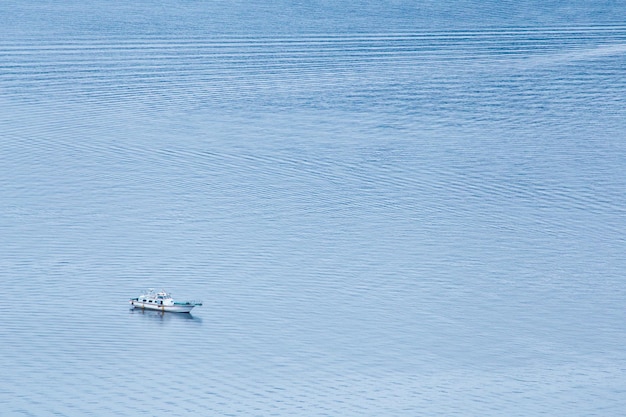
[{"xmin": 2, "ymin": 20, "xmax": 626, "ymax": 417}]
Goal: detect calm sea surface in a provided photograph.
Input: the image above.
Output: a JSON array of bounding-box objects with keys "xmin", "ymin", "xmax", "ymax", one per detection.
[{"xmin": 1, "ymin": 1, "xmax": 625, "ymax": 416}]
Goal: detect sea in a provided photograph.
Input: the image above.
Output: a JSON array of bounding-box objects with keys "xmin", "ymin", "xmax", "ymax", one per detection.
[{"xmin": 1, "ymin": 1, "xmax": 625, "ymax": 415}]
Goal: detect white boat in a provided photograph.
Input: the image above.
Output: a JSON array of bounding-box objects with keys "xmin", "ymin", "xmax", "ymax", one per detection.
[{"xmin": 130, "ymin": 289, "xmax": 202, "ymax": 313}]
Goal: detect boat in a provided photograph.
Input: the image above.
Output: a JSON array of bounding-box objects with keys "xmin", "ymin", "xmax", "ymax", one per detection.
[{"xmin": 129, "ymin": 289, "xmax": 202, "ymax": 313}]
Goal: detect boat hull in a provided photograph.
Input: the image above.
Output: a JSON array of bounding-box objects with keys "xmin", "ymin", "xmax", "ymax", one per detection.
[{"xmin": 130, "ymin": 300, "xmax": 197, "ymax": 313}]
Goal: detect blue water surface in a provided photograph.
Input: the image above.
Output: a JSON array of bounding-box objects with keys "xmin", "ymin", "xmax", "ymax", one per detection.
[{"xmin": 1, "ymin": 1, "xmax": 625, "ymax": 416}]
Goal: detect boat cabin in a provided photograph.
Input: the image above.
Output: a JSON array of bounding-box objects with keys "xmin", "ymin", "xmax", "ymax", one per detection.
[{"xmin": 137, "ymin": 289, "xmax": 175, "ymax": 306}]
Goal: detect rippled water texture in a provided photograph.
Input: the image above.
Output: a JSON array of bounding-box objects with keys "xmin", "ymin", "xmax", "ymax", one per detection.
[{"xmin": 1, "ymin": 1, "xmax": 625, "ymax": 416}]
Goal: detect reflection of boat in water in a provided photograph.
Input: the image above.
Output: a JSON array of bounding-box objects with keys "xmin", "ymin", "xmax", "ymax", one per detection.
[
  {"xmin": 129, "ymin": 289, "xmax": 202, "ymax": 313},
  {"xmin": 130, "ymin": 308, "xmax": 201, "ymax": 322}
]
